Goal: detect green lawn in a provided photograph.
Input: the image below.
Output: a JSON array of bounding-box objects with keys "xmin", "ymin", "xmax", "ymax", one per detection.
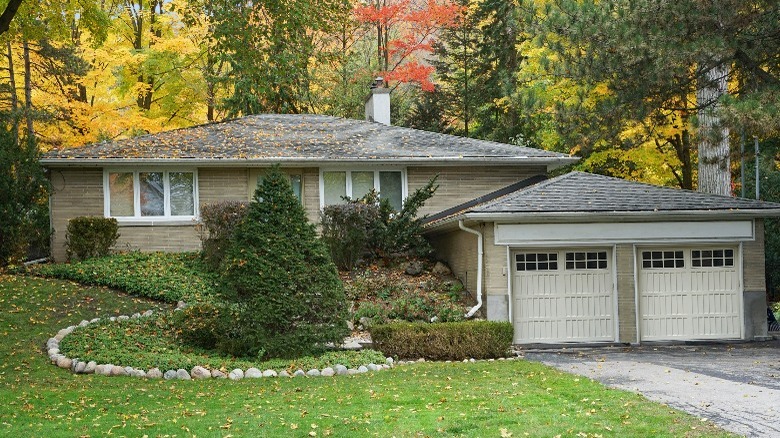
[{"xmin": 0, "ymin": 275, "xmax": 732, "ymax": 437}]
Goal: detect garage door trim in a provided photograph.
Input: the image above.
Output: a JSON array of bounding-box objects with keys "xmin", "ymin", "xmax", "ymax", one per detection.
[{"xmin": 510, "ymin": 245, "xmax": 619, "ymax": 344}]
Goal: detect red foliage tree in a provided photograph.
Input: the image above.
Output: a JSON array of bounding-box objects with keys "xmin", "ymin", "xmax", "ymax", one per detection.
[{"xmin": 354, "ymin": 0, "xmax": 462, "ymax": 91}]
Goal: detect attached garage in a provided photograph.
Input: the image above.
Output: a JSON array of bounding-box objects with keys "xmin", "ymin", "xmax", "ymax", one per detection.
[
  {"xmin": 425, "ymin": 172, "xmax": 780, "ymax": 345},
  {"xmin": 638, "ymin": 247, "xmax": 742, "ymax": 341},
  {"xmin": 513, "ymin": 248, "xmax": 616, "ymax": 344}
]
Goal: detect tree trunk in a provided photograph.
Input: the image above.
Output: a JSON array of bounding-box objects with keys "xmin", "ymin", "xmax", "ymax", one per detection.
[
  {"xmin": 6, "ymin": 41, "xmax": 19, "ymax": 146},
  {"xmin": 696, "ymin": 63, "xmax": 731, "ymax": 195},
  {"xmin": 22, "ymin": 38, "xmax": 34, "ymax": 141}
]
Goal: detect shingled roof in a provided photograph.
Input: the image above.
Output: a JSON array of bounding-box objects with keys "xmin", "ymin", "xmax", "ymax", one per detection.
[
  {"xmin": 41, "ymin": 114, "xmax": 575, "ymax": 166},
  {"xmin": 425, "ymin": 172, "xmax": 780, "ymax": 227}
]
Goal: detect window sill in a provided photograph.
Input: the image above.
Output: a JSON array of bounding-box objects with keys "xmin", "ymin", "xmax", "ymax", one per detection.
[{"xmin": 112, "ymin": 218, "xmax": 198, "ymax": 227}]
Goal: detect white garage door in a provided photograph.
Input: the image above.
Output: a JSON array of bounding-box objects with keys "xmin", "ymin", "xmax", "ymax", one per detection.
[
  {"xmin": 513, "ymin": 249, "xmax": 615, "ymax": 344},
  {"xmin": 638, "ymin": 247, "xmax": 741, "ymax": 341}
]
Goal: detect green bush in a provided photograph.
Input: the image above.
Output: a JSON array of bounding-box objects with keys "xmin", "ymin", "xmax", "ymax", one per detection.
[
  {"xmin": 320, "ymin": 199, "xmax": 381, "ymax": 270},
  {"xmin": 0, "ymin": 131, "xmax": 49, "ymax": 266},
  {"xmin": 30, "ymin": 252, "xmax": 218, "ymax": 302},
  {"xmin": 370, "ymin": 321, "xmax": 514, "ymax": 360},
  {"xmin": 65, "ymin": 216, "xmax": 120, "ymax": 261},
  {"xmin": 197, "ymin": 200, "xmax": 248, "ymax": 269},
  {"xmin": 319, "ymin": 177, "xmax": 438, "ymax": 270},
  {"xmin": 218, "ymin": 166, "xmax": 349, "ymax": 359}
]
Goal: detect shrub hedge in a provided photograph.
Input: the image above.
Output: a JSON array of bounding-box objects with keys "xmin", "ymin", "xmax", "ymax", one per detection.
[
  {"xmin": 370, "ymin": 321, "xmax": 514, "ymax": 360},
  {"xmin": 65, "ymin": 216, "xmax": 119, "ymax": 261},
  {"xmin": 197, "ymin": 200, "xmax": 249, "ymax": 268}
]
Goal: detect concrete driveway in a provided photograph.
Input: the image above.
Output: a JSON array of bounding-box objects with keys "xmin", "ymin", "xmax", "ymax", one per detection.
[{"xmin": 523, "ymin": 341, "xmax": 780, "ymax": 437}]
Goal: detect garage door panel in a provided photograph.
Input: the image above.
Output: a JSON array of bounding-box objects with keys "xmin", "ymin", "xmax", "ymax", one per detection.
[
  {"xmin": 514, "ymin": 249, "xmax": 615, "ymax": 344},
  {"xmin": 639, "ymin": 247, "xmax": 741, "ymax": 341}
]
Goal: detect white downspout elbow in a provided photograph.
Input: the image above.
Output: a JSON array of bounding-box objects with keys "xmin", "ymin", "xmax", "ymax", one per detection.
[{"xmin": 459, "ymin": 220, "xmax": 483, "ymax": 318}]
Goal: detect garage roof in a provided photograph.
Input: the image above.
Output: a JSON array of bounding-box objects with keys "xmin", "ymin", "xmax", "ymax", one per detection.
[
  {"xmin": 425, "ymin": 172, "xmax": 780, "ymax": 227},
  {"xmin": 40, "ymin": 114, "xmax": 575, "ymax": 167}
]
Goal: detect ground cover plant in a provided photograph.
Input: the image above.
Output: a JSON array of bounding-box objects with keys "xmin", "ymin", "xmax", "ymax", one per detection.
[
  {"xmin": 342, "ymin": 259, "xmax": 471, "ymax": 325},
  {"xmin": 0, "ymin": 275, "xmax": 735, "ymax": 437},
  {"xmin": 26, "ymin": 251, "xmax": 219, "ymax": 302},
  {"xmin": 59, "ymin": 312, "xmax": 387, "ymax": 372}
]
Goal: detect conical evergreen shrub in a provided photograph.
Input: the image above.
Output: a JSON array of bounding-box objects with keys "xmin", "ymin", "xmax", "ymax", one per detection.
[{"xmin": 219, "ymin": 167, "xmax": 349, "ymax": 359}]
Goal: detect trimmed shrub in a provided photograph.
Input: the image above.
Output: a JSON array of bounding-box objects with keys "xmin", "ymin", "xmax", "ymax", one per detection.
[
  {"xmin": 319, "ymin": 176, "xmax": 439, "ymax": 269},
  {"xmin": 197, "ymin": 200, "xmax": 249, "ymax": 268},
  {"xmin": 65, "ymin": 216, "xmax": 119, "ymax": 261},
  {"xmin": 320, "ymin": 198, "xmax": 381, "ymax": 270},
  {"xmin": 218, "ymin": 166, "xmax": 349, "ymax": 359},
  {"xmin": 370, "ymin": 321, "xmax": 514, "ymax": 360}
]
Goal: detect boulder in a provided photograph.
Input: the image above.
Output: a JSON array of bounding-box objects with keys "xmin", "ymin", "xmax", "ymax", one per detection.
[
  {"xmin": 405, "ymin": 260, "xmax": 424, "ymax": 276},
  {"xmin": 262, "ymin": 369, "xmax": 277, "ymax": 378},
  {"xmin": 176, "ymin": 369, "xmax": 191, "ymax": 380},
  {"xmin": 191, "ymin": 366, "xmax": 211, "ymax": 379},
  {"xmin": 84, "ymin": 361, "xmax": 97, "ymax": 374},
  {"xmin": 245, "ymin": 368, "xmax": 262, "ymax": 378},
  {"xmin": 293, "ymin": 369, "xmax": 306, "ymax": 377},
  {"xmin": 56, "ymin": 357, "xmax": 73, "ymax": 370},
  {"xmin": 163, "ymin": 369, "xmax": 177, "ymax": 380},
  {"xmin": 367, "ymin": 363, "xmax": 379, "ymax": 372},
  {"xmin": 432, "ymin": 261, "xmax": 451, "ymax": 276},
  {"xmin": 334, "ymin": 364, "xmax": 348, "ymax": 376},
  {"xmin": 357, "ymin": 365, "xmax": 368, "ymax": 373},
  {"xmin": 117, "ymin": 315, "xmax": 129, "ymax": 321},
  {"xmin": 110, "ymin": 366, "xmax": 128, "ymax": 376},
  {"xmin": 142, "ymin": 310, "xmax": 154, "ymax": 317},
  {"xmin": 211, "ymin": 369, "xmax": 227, "ymax": 379},
  {"xmin": 146, "ymin": 368, "xmax": 163, "ymax": 379},
  {"xmin": 347, "ymin": 369, "xmax": 359, "ymax": 375},
  {"xmin": 385, "ymin": 357, "xmax": 394, "ymax": 366},
  {"xmin": 228, "ymin": 370, "xmax": 243, "ymax": 381},
  {"xmin": 279, "ymin": 370, "xmax": 291, "ymax": 378},
  {"xmin": 320, "ymin": 367, "xmax": 335, "ymax": 377},
  {"xmin": 306, "ymin": 369, "xmax": 320, "ymax": 377},
  {"xmin": 74, "ymin": 361, "xmax": 86, "ymax": 374}
]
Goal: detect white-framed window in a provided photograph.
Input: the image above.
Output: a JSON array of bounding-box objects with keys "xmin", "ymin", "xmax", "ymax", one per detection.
[
  {"xmin": 515, "ymin": 253, "xmax": 558, "ymax": 271},
  {"xmin": 641, "ymin": 250, "xmax": 684, "ymax": 269},
  {"xmin": 565, "ymin": 251, "xmax": 608, "ymax": 270},
  {"xmin": 104, "ymin": 169, "xmax": 198, "ymax": 221},
  {"xmin": 692, "ymin": 249, "xmax": 734, "ymax": 268},
  {"xmin": 319, "ymin": 169, "xmax": 406, "ymax": 210}
]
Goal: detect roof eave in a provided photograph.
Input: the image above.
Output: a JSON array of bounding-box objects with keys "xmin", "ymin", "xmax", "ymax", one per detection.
[
  {"xmin": 40, "ymin": 156, "xmax": 579, "ymax": 167},
  {"xmin": 465, "ymin": 209, "xmax": 780, "ymax": 221},
  {"xmin": 424, "ymin": 208, "xmax": 780, "ymax": 232}
]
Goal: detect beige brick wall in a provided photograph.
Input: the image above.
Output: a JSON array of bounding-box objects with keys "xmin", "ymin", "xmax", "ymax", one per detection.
[
  {"xmin": 408, "ymin": 165, "xmax": 547, "ymax": 216},
  {"xmin": 615, "ymin": 243, "xmax": 638, "ymax": 343},
  {"xmin": 49, "ymin": 168, "xmax": 104, "ymax": 261},
  {"xmin": 115, "ymin": 226, "xmax": 201, "ymax": 253},
  {"xmin": 199, "ymin": 168, "xmax": 248, "ymax": 204},
  {"xmin": 429, "ymin": 228, "xmax": 479, "ymax": 297},
  {"xmin": 743, "ymin": 219, "xmax": 765, "ymax": 292}
]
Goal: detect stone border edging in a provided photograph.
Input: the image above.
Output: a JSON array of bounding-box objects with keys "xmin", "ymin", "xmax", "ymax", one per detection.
[
  {"xmin": 46, "ymin": 308, "xmax": 395, "ymax": 380},
  {"xmin": 46, "ymin": 308, "xmax": 522, "ymax": 380}
]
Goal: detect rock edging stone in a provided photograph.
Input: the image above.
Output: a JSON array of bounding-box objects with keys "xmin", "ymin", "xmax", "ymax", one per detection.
[{"xmin": 46, "ymin": 307, "xmax": 407, "ymax": 380}]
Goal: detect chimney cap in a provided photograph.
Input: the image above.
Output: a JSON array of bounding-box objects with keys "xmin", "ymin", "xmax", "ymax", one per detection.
[{"xmin": 370, "ymin": 77, "xmax": 384, "ymax": 89}]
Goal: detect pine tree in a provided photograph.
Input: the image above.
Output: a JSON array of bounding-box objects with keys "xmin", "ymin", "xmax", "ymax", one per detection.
[{"xmin": 220, "ymin": 167, "xmax": 349, "ymax": 359}]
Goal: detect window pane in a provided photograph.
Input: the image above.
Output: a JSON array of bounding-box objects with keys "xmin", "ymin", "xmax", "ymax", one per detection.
[
  {"xmin": 170, "ymin": 172, "xmax": 194, "ymax": 216},
  {"xmin": 351, "ymin": 171, "xmax": 375, "ymax": 200},
  {"xmin": 379, "ymin": 171, "xmax": 403, "ymax": 211},
  {"xmin": 289, "ymin": 174, "xmax": 302, "ymax": 202},
  {"xmin": 323, "ymin": 171, "xmax": 347, "ymax": 205},
  {"xmin": 109, "ymin": 172, "xmax": 134, "ymax": 216},
  {"xmin": 140, "ymin": 172, "xmax": 164, "ymax": 216}
]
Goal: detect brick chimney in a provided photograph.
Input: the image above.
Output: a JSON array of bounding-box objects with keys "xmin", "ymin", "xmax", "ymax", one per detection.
[{"xmin": 364, "ymin": 77, "xmax": 391, "ymax": 125}]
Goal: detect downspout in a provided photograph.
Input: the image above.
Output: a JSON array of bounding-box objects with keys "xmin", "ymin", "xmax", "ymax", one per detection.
[{"xmin": 459, "ymin": 220, "xmax": 483, "ymax": 318}]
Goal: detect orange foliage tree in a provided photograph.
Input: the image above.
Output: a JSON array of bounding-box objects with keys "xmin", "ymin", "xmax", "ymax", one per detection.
[{"xmin": 354, "ymin": 0, "xmax": 461, "ymax": 91}]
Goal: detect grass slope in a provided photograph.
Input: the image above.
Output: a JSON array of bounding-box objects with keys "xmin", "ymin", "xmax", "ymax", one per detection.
[{"xmin": 0, "ymin": 275, "xmax": 733, "ymax": 437}]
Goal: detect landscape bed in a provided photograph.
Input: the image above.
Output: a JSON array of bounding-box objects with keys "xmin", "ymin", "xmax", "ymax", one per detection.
[{"xmin": 0, "ymin": 274, "xmax": 733, "ymax": 436}]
